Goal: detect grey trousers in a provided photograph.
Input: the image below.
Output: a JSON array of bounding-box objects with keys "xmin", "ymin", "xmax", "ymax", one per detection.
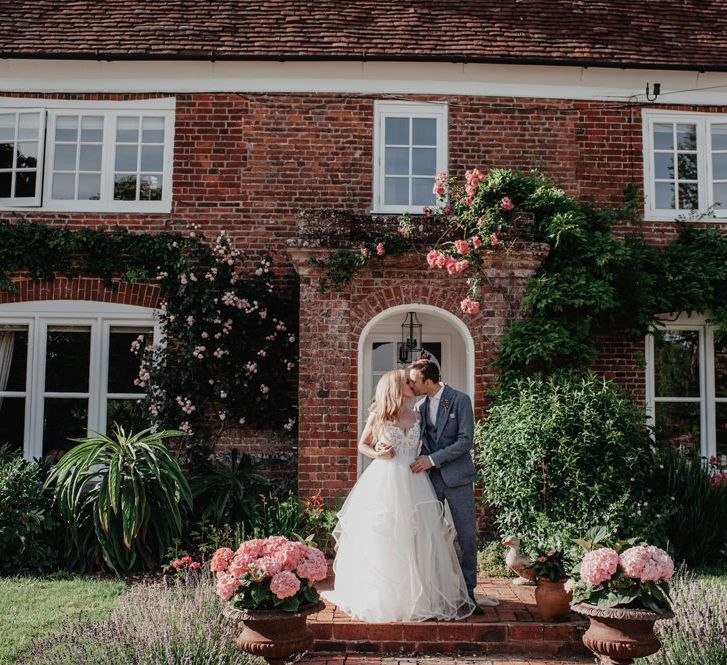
[{"xmin": 428, "ymin": 467, "xmax": 478, "ymax": 595}]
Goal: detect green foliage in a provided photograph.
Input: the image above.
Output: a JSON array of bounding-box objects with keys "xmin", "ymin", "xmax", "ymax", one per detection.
[
  {"xmin": 191, "ymin": 451, "xmax": 271, "ymax": 527},
  {"xmin": 44, "ymin": 425, "xmax": 193, "ymax": 575},
  {"xmin": 645, "ymin": 448, "xmax": 727, "ymax": 568},
  {"xmin": 476, "ymin": 372, "xmax": 664, "ymax": 557},
  {"xmin": 0, "ymin": 446, "xmax": 63, "ymax": 574},
  {"xmin": 229, "ymin": 573, "xmax": 320, "ymax": 613}
]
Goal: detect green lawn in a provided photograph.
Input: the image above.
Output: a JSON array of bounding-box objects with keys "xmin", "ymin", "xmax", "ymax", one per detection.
[{"xmin": 0, "ymin": 575, "xmax": 125, "ymax": 664}]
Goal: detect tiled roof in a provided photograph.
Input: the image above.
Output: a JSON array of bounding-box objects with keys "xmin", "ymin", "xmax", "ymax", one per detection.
[{"xmin": 1, "ymin": 1, "xmax": 726, "ymax": 71}]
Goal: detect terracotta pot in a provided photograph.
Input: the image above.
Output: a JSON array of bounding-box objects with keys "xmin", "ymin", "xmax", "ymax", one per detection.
[
  {"xmin": 572, "ymin": 602, "xmax": 673, "ymax": 664},
  {"xmin": 535, "ymin": 578, "xmax": 572, "ymax": 622},
  {"xmin": 223, "ymin": 601, "xmax": 324, "ymax": 665}
]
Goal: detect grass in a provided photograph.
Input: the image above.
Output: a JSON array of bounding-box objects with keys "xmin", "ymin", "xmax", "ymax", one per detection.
[{"xmin": 0, "ymin": 574, "xmax": 125, "ymax": 664}]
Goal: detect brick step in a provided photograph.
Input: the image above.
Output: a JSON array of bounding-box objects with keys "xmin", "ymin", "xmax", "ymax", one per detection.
[{"xmin": 309, "ymin": 576, "xmax": 588, "ymax": 657}]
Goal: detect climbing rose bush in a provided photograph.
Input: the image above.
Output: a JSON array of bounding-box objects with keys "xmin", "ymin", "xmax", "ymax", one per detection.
[{"xmin": 211, "ymin": 536, "xmax": 326, "ymax": 612}]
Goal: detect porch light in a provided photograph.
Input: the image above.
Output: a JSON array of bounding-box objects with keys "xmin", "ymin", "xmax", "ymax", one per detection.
[{"xmin": 399, "ymin": 311, "xmax": 423, "ymax": 365}]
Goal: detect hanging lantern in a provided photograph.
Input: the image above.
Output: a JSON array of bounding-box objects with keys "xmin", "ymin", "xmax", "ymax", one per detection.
[{"xmin": 399, "ymin": 311, "xmax": 423, "ymax": 364}]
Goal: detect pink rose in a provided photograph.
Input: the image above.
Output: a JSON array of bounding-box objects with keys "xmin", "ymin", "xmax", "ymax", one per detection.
[
  {"xmin": 454, "ymin": 239, "xmax": 470, "ymax": 255},
  {"xmin": 376, "ymin": 243, "xmax": 385, "ymax": 256},
  {"xmin": 210, "ymin": 547, "xmax": 235, "ymax": 573},
  {"xmin": 360, "ymin": 247, "xmax": 369, "ymax": 257},
  {"xmin": 445, "ymin": 256, "xmax": 459, "ymax": 275},
  {"xmin": 423, "ymin": 206, "xmax": 433, "ymax": 217},
  {"xmin": 270, "ymin": 571, "xmax": 302, "ymax": 599},
  {"xmin": 426, "ymin": 249, "xmax": 441, "ymax": 268},
  {"xmin": 580, "ymin": 548, "xmax": 619, "ymax": 586},
  {"xmin": 442, "ymin": 205, "xmax": 453, "ymax": 216},
  {"xmin": 490, "ymin": 233, "xmax": 500, "ymax": 247},
  {"xmin": 460, "ymin": 297, "xmax": 481, "ymax": 315},
  {"xmin": 500, "ymin": 196, "xmax": 514, "ymax": 211},
  {"xmin": 471, "ymin": 236, "xmax": 482, "ymax": 249}
]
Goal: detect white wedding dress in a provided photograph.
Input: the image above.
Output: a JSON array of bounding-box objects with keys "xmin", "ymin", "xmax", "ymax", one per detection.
[{"xmin": 321, "ymin": 419, "xmax": 475, "ymax": 622}]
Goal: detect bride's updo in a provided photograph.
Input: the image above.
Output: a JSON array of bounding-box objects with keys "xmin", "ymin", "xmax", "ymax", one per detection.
[{"xmin": 369, "ymin": 368, "xmax": 407, "ymax": 443}]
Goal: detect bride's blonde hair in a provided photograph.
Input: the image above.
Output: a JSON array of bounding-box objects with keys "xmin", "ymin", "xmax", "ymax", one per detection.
[{"xmin": 369, "ymin": 368, "xmax": 407, "ymax": 443}]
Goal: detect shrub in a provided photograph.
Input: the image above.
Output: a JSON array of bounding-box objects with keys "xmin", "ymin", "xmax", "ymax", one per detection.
[
  {"xmin": 646, "ymin": 448, "xmax": 727, "ymax": 568},
  {"xmin": 476, "ymin": 371, "xmax": 663, "ymax": 557},
  {"xmin": 20, "ymin": 574, "xmax": 262, "ymax": 665},
  {"xmin": 0, "ymin": 446, "xmax": 63, "ymax": 574},
  {"xmin": 45, "ymin": 426, "xmax": 193, "ymax": 575}
]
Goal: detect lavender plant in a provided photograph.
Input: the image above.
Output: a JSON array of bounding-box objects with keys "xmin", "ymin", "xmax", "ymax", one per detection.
[{"xmin": 20, "ymin": 574, "xmax": 263, "ymax": 665}]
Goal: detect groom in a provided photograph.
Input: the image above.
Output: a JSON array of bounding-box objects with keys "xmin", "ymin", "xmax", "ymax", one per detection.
[{"xmin": 408, "ymin": 358, "xmax": 498, "ymax": 610}]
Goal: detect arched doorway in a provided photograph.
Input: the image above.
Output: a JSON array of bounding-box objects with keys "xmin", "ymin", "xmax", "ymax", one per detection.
[{"xmin": 357, "ymin": 304, "xmax": 475, "ymax": 474}]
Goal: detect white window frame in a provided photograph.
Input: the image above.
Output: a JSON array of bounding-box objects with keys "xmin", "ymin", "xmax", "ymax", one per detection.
[
  {"xmin": 0, "ymin": 300, "xmax": 159, "ymax": 460},
  {"xmin": 645, "ymin": 312, "xmax": 720, "ymax": 460},
  {"xmin": 372, "ymin": 100, "xmax": 448, "ymax": 214},
  {"xmin": 0, "ymin": 97, "xmax": 175, "ymax": 213},
  {"xmin": 643, "ymin": 109, "xmax": 727, "ymax": 221}
]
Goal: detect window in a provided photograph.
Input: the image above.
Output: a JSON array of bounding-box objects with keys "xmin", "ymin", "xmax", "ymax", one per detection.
[
  {"xmin": 646, "ymin": 315, "xmax": 727, "ymax": 470},
  {"xmin": 373, "ymin": 101, "xmax": 447, "ymax": 214},
  {"xmin": 0, "ymin": 301, "xmax": 158, "ymax": 460},
  {"xmin": 0, "ymin": 98, "xmax": 174, "ymax": 212},
  {"xmin": 643, "ymin": 110, "xmax": 727, "ymax": 219}
]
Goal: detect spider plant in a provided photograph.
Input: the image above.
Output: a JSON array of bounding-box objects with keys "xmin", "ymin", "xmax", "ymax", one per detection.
[{"xmin": 45, "ymin": 424, "xmax": 192, "ymax": 575}]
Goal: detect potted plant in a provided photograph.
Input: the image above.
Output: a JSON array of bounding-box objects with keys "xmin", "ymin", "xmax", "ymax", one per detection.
[
  {"xmin": 569, "ymin": 527, "xmax": 675, "ymax": 664},
  {"xmin": 531, "ymin": 548, "xmax": 572, "ymax": 622},
  {"xmin": 211, "ymin": 535, "xmax": 327, "ymax": 664}
]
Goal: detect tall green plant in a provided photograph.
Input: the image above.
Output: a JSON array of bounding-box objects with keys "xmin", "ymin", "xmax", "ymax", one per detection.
[{"xmin": 45, "ymin": 425, "xmax": 193, "ymax": 575}]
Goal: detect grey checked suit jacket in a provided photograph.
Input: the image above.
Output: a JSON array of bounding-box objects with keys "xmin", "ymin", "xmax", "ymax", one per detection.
[{"xmin": 418, "ymin": 384, "xmax": 477, "ymax": 488}]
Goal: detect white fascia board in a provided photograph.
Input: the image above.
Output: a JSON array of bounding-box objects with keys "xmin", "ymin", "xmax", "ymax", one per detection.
[{"xmin": 1, "ymin": 59, "xmax": 727, "ymax": 105}]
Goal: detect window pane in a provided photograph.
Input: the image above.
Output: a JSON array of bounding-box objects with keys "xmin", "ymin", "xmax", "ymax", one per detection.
[
  {"xmin": 0, "ymin": 143, "xmax": 12, "ymax": 169},
  {"xmin": 372, "ymin": 342, "xmax": 394, "ymax": 372},
  {"xmin": 714, "ymin": 330, "xmax": 727, "ymax": 398},
  {"xmin": 713, "ymin": 183, "xmax": 727, "ymax": 209},
  {"xmin": 412, "ymin": 148, "xmax": 436, "ymax": 175},
  {"xmin": 45, "ymin": 327, "xmax": 90, "ymax": 393},
  {"xmin": 654, "ymin": 153, "xmax": 674, "ymax": 180},
  {"xmin": 80, "ymin": 116, "xmax": 103, "ymax": 143},
  {"xmin": 106, "ymin": 399, "xmax": 149, "ymax": 434},
  {"xmin": 677, "ymin": 153, "xmax": 698, "ymax": 181},
  {"xmin": 0, "ymin": 172, "xmax": 10, "ymax": 197},
  {"xmin": 116, "ymin": 117, "xmax": 139, "ymax": 143},
  {"xmin": 653, "ymin": 329, "xmax": 700, "ymax": 397},
  {"xmin": 384, "ymin": 117, "xmax": 408, "ymax": 145},
  {"xmin": 0, "ymin": 328, "xmax": 28, "ymax": 391},
  {"xmin": 55, "ymin": 116, "xmax": 78, "ymax": 142},
  {"xmin": 711, "ymin": 123, "xmax": 727, "ymax": 150},
  {"xmin": 712, "ymin": 154, "xmax": 727, "ymax": 180},
  {"xmin": 140, "ymin": 145, "xmax": 163, "ymax": 172},
  {"xmin": 79, "ymin": 144, "xmax": 102, "ymax": 171},
  {"xmin": 115, "ymin": 145, "xmax": 138, "ymax": 172},
  {"xmin": 0, "ymin": 114, "xmax": 14, "ymax": 142},
  {"xmin": 0, "ymin": 397, "xmax": 24, "ymax": 452},
  {"xmin": 678, "ymin": 183, "xmax": 699, "ymax": 210},
  {"xmin": 716, "ymin": 403, "xmax": 727, "ymax": 468},
  {"xmin": 17, "ymin": 113, "xmax": 39, "ymax": 140},
  {"xmin": 52, "ymin": 173, "xmax": 75, "ymax": 200},
  {"xmin": 78, "ymin": 174, "xmax": 101, "ymax": 200},
  {"xmin": 655, "ymin": 182, "xmax": 675, "ymax": 209},
  {"xmin": 139, "ymin": 174, "xmax": 162, "ymax": 201},
  {"xmin": 114, "ymin": 174, "xmax": 137, "ymax": 200},
  {"xmin": 653, "ymin": 123, "xmax": 674, "ymax": 150},
  {"xmin": 141, "ymin": 117, "xmax": 165, "ymax": 143},
  {"xmin": 412, "ymin": 177, "xmax": 436, "ymax": 206},
  {"xmin": 16, "ymin": 142, "xmax": 38, "ymax": 169},
  {"xmin": 676, "ymin": 124, "xmax": 697, "ymax": 150},
  {"xmin": 14, "ymin": 172, "xmax": 36, "ymax": 198},
  {"xmin": 42, "ymin": 397, "xmax": 87, "ymax": 459},
  {"xmin": 384, "ymin": 177, "xmax": 408, "ymax": 205},
  {"xmin": 54, "ymin": 144, "xmax": 77, "ymax": 171},
  {"xmin": 412, "ymin": 118, "xmax": 436, "ymax": 145},
  {"xmin": 654, "ymin": 401, "xmax": 700, "ymax": 454},
  {"xmin": 108, "ymin": 328, "xmax": 153, "ymax": 393},
  {"xmin": 384, "ymin": 147, "xmax": 409, "ymax": 175}
]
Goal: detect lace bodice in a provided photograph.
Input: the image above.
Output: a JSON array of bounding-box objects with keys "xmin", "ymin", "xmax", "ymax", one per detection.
[{"xmin": 379, "ymin": 420, "xmax": 422, "ymax": 458}]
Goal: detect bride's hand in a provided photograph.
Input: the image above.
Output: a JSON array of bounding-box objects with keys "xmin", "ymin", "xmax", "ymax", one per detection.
[{"xmin": 375, "ymin": 443, "xmax": 395, "ymax": 459}]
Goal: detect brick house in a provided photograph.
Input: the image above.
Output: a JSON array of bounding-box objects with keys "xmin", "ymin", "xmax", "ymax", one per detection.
[{"xmin": 1, "ymin": 1, "xmax": 727, "ymax": 499}]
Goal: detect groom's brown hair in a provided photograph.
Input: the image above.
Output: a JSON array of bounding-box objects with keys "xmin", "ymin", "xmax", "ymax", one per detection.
[{"xmin": 409, "ymin": 358, "xmax": 440, "ymax": 384}]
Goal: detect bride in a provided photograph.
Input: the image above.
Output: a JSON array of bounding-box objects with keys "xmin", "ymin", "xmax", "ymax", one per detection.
[{"xmin": 321, "ymin": 369, "xmax": 475, "ymax": 622}]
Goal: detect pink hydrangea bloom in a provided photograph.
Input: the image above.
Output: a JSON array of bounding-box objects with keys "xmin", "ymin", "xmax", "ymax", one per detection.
[
  {"xmin": 210, "ymin": 547, "xmax": 235, "ymax": 573},
  {"xmin": 296, "ymin": 547, "xmax": 328, "ymax": 582},
  {"xmin": 460, "ymin": 297, "xmax": 481, "ymax": 315},
  {"xmin": 274, "ymin": 541, "xmax": 307, "ymax": 571},
  {"xmin": 270, "ymin": 571, "xmax": 302, "ymax": 599},
  {"xmin": 620, "ymin": 546, "xmax": 674, "ymax": 582},
  {"xmin": 256, "ymin": 555, "xmax": 282, "ymax": 577},
  {"xmin": 228, "ymin": 553, "xmax": 252, "ymax": 577},
  {"xmin": 580, "ymin": 548, "xmax": 619, "ymax": 586},
  {"xmin": 236, "ymin": 539, "xmax": 266, "ymax": 559},
  {"xmin": 215, "ymin": 571, "xmax": 241, "ymax": 601},
  {"xmin": 262, "ymin": 536, "xmax": 290, "ymax": 556}
]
